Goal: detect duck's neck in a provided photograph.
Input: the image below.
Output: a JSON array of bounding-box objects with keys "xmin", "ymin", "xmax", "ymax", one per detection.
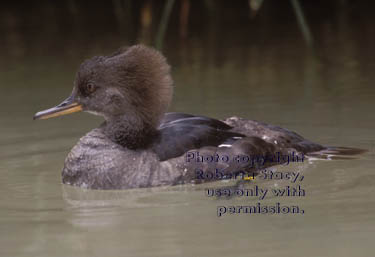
[{"xmin": 101, "ymin": 114, "xmax": 158, "ymax": 150}]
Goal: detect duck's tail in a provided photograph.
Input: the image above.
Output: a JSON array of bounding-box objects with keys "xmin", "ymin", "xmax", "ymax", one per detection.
[{"xmin": 306, "ymin": 146, "xmax": 368, "ymax": 160}]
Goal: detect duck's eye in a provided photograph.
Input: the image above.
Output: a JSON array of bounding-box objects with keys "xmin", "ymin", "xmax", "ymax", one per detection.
[{"xmin": 83, "ymin": 83, "xmax": 97, "ymax": 96}]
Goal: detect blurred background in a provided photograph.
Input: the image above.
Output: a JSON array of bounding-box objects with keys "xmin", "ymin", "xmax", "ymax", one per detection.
[
  {"xmin": 1, "ymin": 0, "xmax": 374, "ymax": 134},
  {"xmin": 0, "ymin": 1, "xmax": 374, "ymax": 257}
]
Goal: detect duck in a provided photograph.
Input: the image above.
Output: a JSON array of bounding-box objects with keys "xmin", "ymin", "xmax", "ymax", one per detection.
[{"xmin": 33, "ymin": 45, "xmax": 365, "ymax": 190}]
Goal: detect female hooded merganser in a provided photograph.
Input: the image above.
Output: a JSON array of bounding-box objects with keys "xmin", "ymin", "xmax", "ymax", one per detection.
[{"xmin": 34, "ymin": 45, "xmax": 364, "ymax": 190}]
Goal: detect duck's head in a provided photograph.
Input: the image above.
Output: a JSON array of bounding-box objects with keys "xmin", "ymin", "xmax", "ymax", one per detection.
[{"xmin": 34, "ymin": 45, "xmax": 173, "ymax": 128}]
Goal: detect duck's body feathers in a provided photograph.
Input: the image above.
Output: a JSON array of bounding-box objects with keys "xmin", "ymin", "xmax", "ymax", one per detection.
[{"xmin": 63, "ymin": 112, "xmax": 329, "ymax": 189}]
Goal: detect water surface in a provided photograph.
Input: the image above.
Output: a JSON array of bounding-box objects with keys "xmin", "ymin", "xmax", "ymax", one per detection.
[{"xmin": 0, "ymin": 2, "xmax": 375, "ymax": 256}]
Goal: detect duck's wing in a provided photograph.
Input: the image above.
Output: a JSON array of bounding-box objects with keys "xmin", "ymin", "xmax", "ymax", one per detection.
[
  {"xmin": 223, "ymin": 116, "xmax": 366, "ymax": 158},
  {"xmin": 155, "ymin": 112, "xmax": 320, "ymax": 163},
  {"xmin": 154, "ymin": 113, "xmax": 367, "ymax": 186},
  {"xmin": 223, "ymin": 116, "xmax": 325, "ymax": 153},
  {"xmin": 160, "ymin": 112, "xmax": 232, "ymax": 130},
  {"xmin": 154, "ymin": 112, "xmax": 245, "ymax": 161}
]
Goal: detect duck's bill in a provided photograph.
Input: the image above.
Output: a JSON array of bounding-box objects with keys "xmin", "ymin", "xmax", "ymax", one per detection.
[{"xmin": 33, "ymin": 95, "xmax": 82, "ymax": 120}]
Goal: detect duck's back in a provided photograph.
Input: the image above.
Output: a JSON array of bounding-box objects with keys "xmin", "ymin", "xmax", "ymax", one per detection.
[{"xmin": 153, "ymin": 112, "xmax": 324, "ymax": 162}]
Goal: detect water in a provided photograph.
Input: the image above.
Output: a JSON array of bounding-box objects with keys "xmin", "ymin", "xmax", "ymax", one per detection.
[{"xmin": 1, "ymin": 2, "xmax": 375, "ymax": 256}]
